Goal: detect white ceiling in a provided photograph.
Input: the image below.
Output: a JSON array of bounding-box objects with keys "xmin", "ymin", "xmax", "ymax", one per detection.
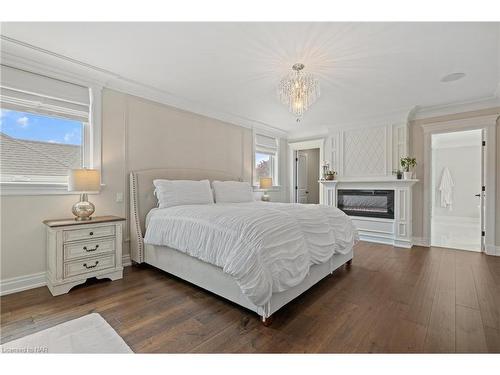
[{"xmin": 1, "ymin": 22, "xmax": 499, "ymax": 137}]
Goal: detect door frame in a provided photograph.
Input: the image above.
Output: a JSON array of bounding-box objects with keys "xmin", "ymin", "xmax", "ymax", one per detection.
[
  {"xmin": 288, "ymin": 139, "xmax": 324, "ymax": 204},
  {"xmin": 422, "ymin": 114, "xmax": 497, "ymax": 255}
]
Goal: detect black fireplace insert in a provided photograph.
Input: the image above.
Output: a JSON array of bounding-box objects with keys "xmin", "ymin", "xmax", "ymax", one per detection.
[{"xmin": 337, "ymin": 189, "xmax": 394, "ymax": 219}]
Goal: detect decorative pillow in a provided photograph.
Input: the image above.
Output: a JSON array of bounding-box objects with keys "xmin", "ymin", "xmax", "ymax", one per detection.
[
  {"xmin": 212, "ymin": 181, "xmax": 254, "ymax": 203},
  {"xmin": 153, "ymin": 179, "xmax": 214, "ymax": 208}
]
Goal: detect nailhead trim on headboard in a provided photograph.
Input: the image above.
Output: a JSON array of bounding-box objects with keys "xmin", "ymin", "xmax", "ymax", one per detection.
[{"xmin": 129, "ymin": 172, "xmax": 144, "ymax": 263}]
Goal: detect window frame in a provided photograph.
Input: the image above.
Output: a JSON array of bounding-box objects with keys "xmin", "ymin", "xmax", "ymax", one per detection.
[
  {"xmin": 0, "ymin": 85, "xmax": 102, "ymax": 196},
  {"xmin": 252, "ymin": 130, "xmax": 280, "ymax": 190}
]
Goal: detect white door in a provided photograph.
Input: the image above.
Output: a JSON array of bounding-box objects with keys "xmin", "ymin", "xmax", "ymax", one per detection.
[{"xmin": 296, "ymin": 151, "xmax": 308, "ymax": 203}]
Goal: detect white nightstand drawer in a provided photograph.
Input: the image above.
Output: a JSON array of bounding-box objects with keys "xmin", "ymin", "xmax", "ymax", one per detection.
[
  {"xmin": 64, "ymin": 225, "xmax": 115, "ymax": 242},
  {"xmin": 64, "ymin": 254, "xmax": 115, "ymax": 278},
  {"xmin": 64, "ymin": 238, "xmax": 115, "ymax": 261}
]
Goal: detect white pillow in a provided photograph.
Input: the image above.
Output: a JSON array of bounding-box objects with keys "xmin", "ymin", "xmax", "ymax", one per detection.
[
  {"xmin": 212, "ymin": 181, "xmax": 254, "ymax": 203},
  {"xmin": 153, "ymin": 179, "xmax": 214, "ymax": 208}
]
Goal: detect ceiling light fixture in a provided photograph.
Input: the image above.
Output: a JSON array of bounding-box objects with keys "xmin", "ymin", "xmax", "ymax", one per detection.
[
  {"xmin": 278, "ymin": 63, "xmax": 320, "ymax": 122},
  {"xmin": 440, "ymin": 72, "xmax": 466, "ymax": 83}
]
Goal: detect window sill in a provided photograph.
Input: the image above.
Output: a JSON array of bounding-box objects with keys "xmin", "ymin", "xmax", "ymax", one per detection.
[{"xmin": 0, "ymin": 182, "xmax": 105, "ymax": 196}]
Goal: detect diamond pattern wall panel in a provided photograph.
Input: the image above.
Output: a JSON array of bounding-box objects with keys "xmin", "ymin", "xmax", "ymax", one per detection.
[{"xmin": 343, "ymin": 126, "xmax": 386, "ymax": 176}]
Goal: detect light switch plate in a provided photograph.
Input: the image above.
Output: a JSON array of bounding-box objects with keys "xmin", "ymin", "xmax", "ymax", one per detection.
[{"xmin": 115, "ymin": 192, "xmax": 123, "ymax": 203}]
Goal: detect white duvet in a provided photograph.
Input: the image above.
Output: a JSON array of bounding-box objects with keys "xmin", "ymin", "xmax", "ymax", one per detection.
[{"xmin": 144, "ymin": 202, "xmax": 358, "ymax": 306}]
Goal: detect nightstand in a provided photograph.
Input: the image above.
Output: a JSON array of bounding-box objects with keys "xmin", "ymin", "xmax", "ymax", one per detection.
[{"xmin": 43, "ymin": 215, "xmax": 125, "ymax": 296}]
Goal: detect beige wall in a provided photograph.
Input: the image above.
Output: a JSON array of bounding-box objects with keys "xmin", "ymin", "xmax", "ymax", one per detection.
[
  {"xmin": 0, "ymin": 88, "xmax": 288, "ymax": 282},
  {"xmin": 409, "ymin": 107, "xmax": 500, "ymax": 247}
]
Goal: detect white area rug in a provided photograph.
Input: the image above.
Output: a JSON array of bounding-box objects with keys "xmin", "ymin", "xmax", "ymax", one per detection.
[{"xmin": 1, "ymin": 313, "xmax": 132, "ymax": 353}]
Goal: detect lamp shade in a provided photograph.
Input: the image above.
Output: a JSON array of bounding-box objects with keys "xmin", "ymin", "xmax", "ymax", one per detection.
[
  {"xmin": 68, "ymin": 169, "xmax": 100, "ymax": 192},
  {"xmin": 259, "ymin": 177, "xmax": 273, "ymax": 189}
]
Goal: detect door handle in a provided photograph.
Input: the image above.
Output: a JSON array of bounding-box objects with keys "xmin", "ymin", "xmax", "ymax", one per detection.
[
  {"xmin": 475, "ymin": 194, "xmax": 481, "ymax": 197},
  {"xmin": 305, "ymin": 191, "xmax": 309, "ymax": 194}
]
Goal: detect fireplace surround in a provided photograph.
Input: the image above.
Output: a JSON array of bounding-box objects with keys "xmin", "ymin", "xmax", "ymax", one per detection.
[{"xmin": 319, "ymin": 179, "xmax": 418, "ymax": 248}]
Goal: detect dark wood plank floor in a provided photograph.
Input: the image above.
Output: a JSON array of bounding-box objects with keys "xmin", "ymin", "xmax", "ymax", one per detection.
[{"xmin": 1, "ymin": 242, "xmax": 499, "ymax": 353}]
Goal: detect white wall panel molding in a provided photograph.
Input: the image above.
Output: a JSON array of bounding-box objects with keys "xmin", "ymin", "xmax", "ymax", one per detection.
[
  {"xmin": 323, "ymin": 122, "xmax": 408, "ymax": 181},
  {"xmin": 392, "ymin": 123, "xmax": 408, "ymax": 171},
  {"xmin": 340, "ymin": 125, "xmax": 389, "ymax": 178}
]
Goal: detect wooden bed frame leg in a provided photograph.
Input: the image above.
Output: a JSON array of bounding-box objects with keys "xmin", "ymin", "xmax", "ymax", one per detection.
[
  {"xmin": 261, "ymin": 315, "xmax": 273, "ymax": 327},
  {"xmin": 346, "ymin": 259, "xmax": 353, "ymax": 267}
]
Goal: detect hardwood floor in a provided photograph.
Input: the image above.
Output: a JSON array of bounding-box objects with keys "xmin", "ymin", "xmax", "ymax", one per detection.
[{"xmin": 1, "ymin": 242, "xmax": 499, "ymax": 353}]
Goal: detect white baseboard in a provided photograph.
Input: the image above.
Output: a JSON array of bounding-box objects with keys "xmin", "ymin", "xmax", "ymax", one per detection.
[
  {"xmin": 485, "ymin": 244, "xmax": 500, "ymax": 256},
  {"xmin": 122, "ymin": 254, "xmax": 132, "ymax": 267},
  {"xmin": 0, "ymin": 272, "xmax": 46, "ymax": 296},
  {"xmin": 413, "ymin": 237, "xmax": 430, "ymax": 247},
  {"xmin": 0, "ymin": 254, "xmax": 133, "ymax": 296},
  {"xmin": 358, "ymin": 234, "xmax": 412, "ymax": 248}
]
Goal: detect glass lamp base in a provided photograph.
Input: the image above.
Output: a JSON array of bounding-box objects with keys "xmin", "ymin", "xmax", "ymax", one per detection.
[{"xmin": 72, "ymin": 193, "xmax": 95, "ymax": 221}]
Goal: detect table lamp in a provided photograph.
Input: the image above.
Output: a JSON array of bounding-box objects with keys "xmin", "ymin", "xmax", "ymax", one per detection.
[
  {"xmin": 259, "ymin": 177, "xmax": 273, "ymax": 202},
  {"xmin": 68, "ymin": 168, "xmax": 100, "ymax": 221}
]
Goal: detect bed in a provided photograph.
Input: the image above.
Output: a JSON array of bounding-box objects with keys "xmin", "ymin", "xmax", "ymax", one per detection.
[{"xmin": 129, "ymin": 168, "xmax": 356, "ymax": 325}]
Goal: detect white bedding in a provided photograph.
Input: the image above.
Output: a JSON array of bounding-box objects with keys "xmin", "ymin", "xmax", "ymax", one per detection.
[{"xmin": 144, "ymin": 202, "xmax": 358, "ymax": 306}]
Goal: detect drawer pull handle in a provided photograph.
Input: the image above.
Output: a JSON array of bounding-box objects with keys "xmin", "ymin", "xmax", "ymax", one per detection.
[
  {"xmin": 83, "ymin": 245, "xmax": 99, "ymax": 252},
  {"xmin": 83, "ymin": 261, "xmax": 99, "ymax": 269},
  {"xmin": 89, "ymin": 232, "xmax": 94, "ymax": 236}
]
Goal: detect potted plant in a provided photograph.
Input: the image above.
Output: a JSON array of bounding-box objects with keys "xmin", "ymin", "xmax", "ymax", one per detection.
[
  {"xmin": 392, "ymin": 170, "xmax": 403, "ymax": 180},
  {"xmin": 400, "ymin": 157, "xmax": 417, "ymax": 179},
  {"xmin": 325, "ymin": 170, "xmax": 336, "ymax": 180}
]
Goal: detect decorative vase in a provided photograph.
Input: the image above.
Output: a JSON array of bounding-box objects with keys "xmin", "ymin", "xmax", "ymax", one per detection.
[
  {"xmin": 396, "ymin": 172, "xmax": 402, "ymax": 180},
  {"xmin": 325, "ymin": 174, "xmax": 335, "ymax": 181},
  {"xmin": 403, "ymin": 171, "xmax": 412, "ymax": 180},
  {"xmin": 322, "ymin": 165, "xmax": 329, "ymax": 180}
]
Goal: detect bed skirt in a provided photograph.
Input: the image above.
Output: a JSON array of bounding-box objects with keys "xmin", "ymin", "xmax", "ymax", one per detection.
[{"xmin": 144, "ymin": 244, "xmax": 353, "ymax": 318}]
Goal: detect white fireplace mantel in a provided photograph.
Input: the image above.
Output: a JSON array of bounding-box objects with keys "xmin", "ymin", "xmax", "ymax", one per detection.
[{"xmin": 319, "ymin": 178, "xmax": 419, "ymax": 248}]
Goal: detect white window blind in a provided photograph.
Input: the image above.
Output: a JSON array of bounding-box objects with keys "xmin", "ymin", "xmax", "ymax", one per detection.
[
  {"xmin": 0, "ymin": 65, "xmax": 90, "ymax": 122},
  {"xmin": 255, "ymin": 133, "xmax": 278, "ymax": 153}
]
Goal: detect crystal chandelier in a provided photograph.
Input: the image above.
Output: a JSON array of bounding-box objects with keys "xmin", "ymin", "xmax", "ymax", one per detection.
[{"xmin": 278, "ymin": 63, "xmax": 320, "ymax": 121}]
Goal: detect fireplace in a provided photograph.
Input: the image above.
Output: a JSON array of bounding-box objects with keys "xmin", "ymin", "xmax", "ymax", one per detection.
[{"xmin": 337, "ymin": 189, "xmax": 394, "ymax": 219}]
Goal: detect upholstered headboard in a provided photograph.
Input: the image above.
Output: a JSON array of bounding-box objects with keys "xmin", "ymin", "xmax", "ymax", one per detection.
[{"xmin": 129, "ymin": 168, "xmax": 242, "ymax": 263}]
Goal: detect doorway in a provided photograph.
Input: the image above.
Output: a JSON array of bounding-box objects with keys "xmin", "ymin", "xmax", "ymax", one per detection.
[
  {"xmin": 430, "ymin": 129, "xmax": 483, "ymax": 252},
  {"xmin": 295, "ymin": 148, "xmax": 320, "ymax": 204}
]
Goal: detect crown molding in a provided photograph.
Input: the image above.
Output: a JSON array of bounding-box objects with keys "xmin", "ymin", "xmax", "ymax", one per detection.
[
  {"xmin": 410, "ymin": 95, "xmax": 500, "ymax": 121},
  {"xmin": 287, "ymin": 107, "xmax": 412, "ymax": 139},
  {"xmin": 329, "ymin": 108, "xmax": 411, "ymax": 132},
  {"xmin": 1, "ymin": 36, "xmax": 288, "ymax": 139},
  {"xmin": 286, "ymin": 127, "xmax": 330, "ymax": 141}
]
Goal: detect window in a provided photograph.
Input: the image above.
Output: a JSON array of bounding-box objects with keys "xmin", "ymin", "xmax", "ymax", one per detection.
[
  {"xmin": 0, "ymin": 65, "xmax": 92, "ymax": 187},
  {"xmin": 0, "ymin": 109, "xmax": 84, "ymax": 183},
  {"xmin": 254, "ymin": 133, "xmax": 279, "ymax": 187}
]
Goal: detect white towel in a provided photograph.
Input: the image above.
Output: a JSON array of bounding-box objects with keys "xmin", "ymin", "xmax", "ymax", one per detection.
[{"xmin": 438, "ymin": 167, "xmax": 454, "ymax": 210}]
